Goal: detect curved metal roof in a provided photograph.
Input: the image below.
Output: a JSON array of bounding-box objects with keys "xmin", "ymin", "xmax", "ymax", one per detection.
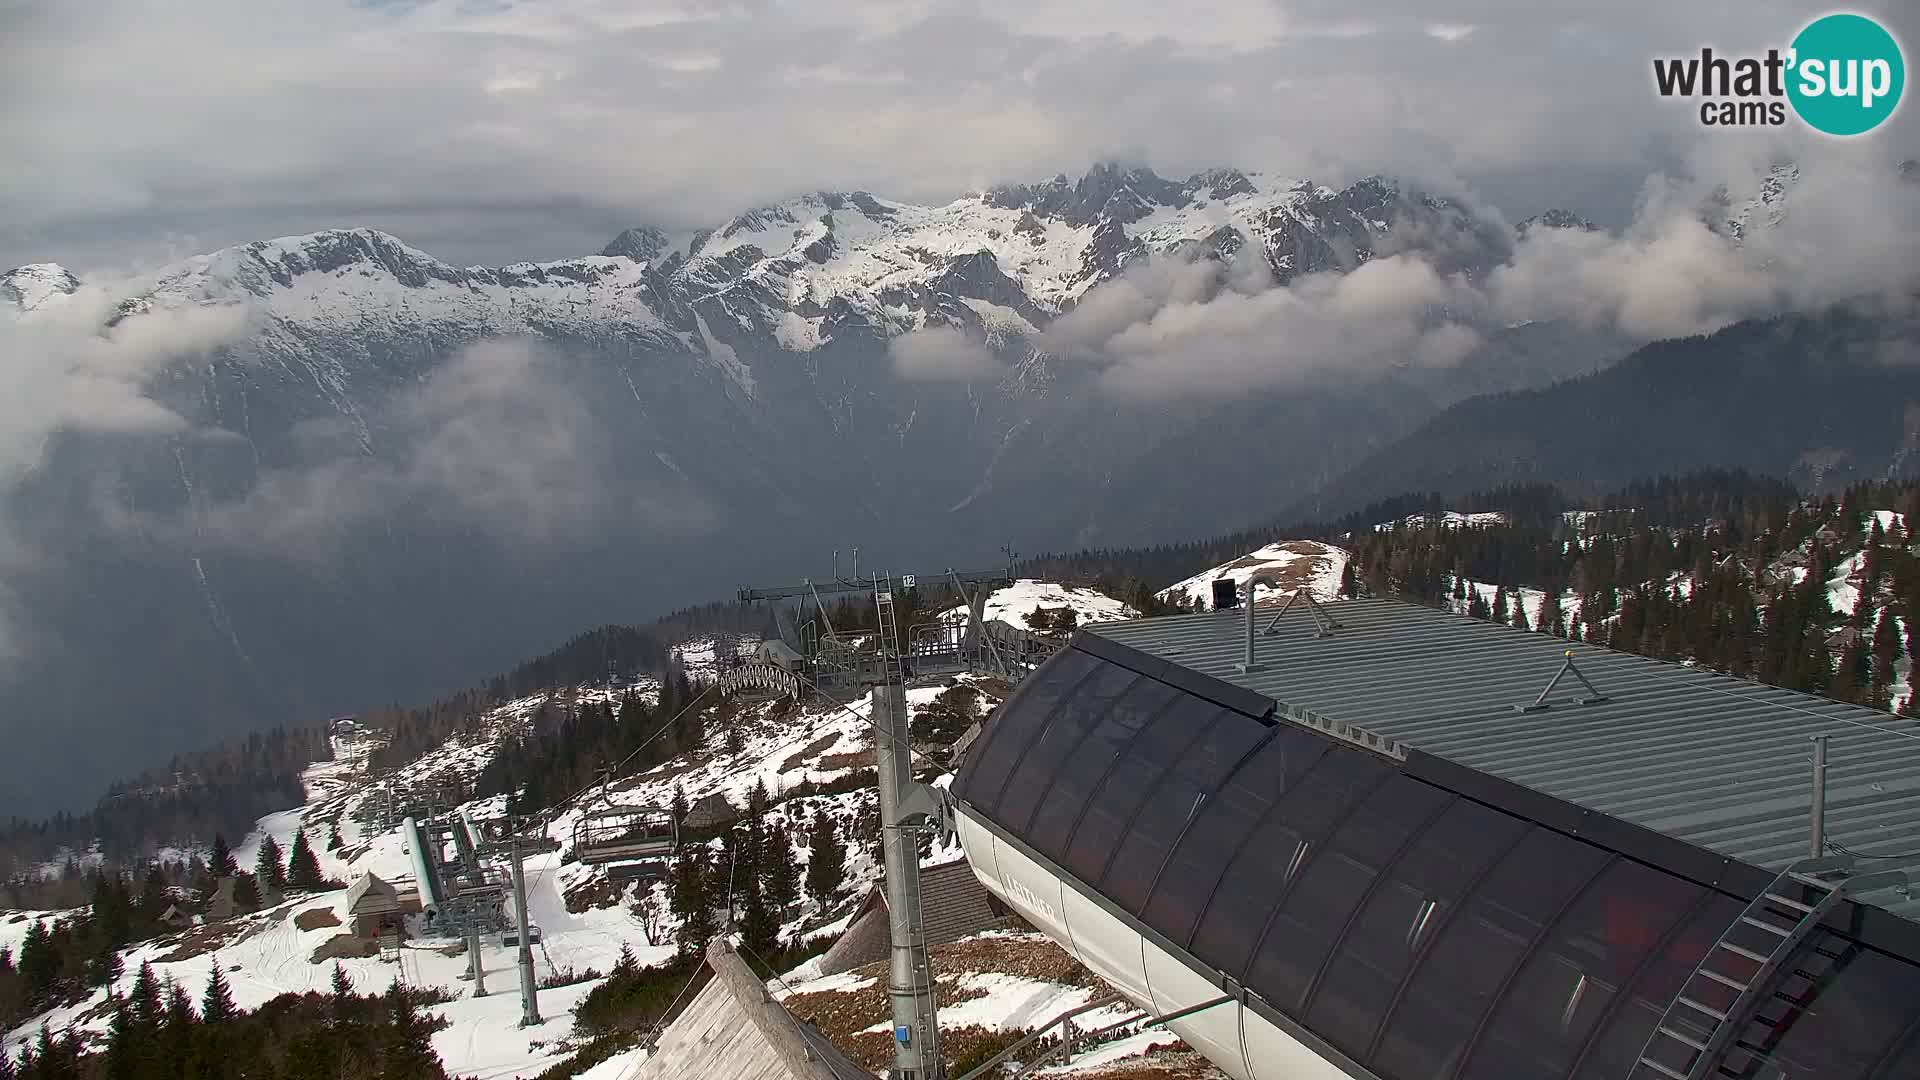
[{"xmin": 1088, "ymin": 599, "xmax": 1920, "ymax": 927}]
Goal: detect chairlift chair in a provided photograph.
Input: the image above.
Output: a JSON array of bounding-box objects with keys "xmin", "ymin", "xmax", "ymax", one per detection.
[
  {"xmin": 501, "ymin": 924, "xmax": 543, "ymax": 948},
  {"xmin": 572, "ymin": 804, "xmax": 678, "ymax": 866}
]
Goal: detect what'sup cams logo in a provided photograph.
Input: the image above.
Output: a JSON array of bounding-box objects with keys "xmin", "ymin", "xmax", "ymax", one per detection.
[{"xmin": 1654, "ymin": 12, "xmax": 1905, "ymax": 135}]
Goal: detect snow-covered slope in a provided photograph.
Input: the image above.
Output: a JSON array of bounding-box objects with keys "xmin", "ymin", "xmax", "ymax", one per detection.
[
  {"xmin": 1158, "ymin": 540, "xmax": 1351, "ymax": 608},
  {"xmin": 0, "ymin": 650, "xmax": 1022, "ymax": 1076},
  {"xmin": 938, "ymin": 579, "xmax": 1140, "ymax": 631}
]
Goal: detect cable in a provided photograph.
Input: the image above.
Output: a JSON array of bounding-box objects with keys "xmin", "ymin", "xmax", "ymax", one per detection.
[
  {"xmin": 735, "ymin": 938, "xmax": 802, "ymax": 1000},
  {"xmin": 1826, "ymin": 838, "xmax": 1920, "ymax": 861},
  {"xmin": 734, "ymin": 942, "xmax": 871, "ymax": 1080}
]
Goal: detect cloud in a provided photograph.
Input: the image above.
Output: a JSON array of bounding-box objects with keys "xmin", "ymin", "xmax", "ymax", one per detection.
[
  {"xmin": 6, "ymin": 0, "xmax": 1914, "ymax": 271},
  {"xmin": 0, "ymin": 317, "xmax": 714, "ymax": 664},
  {"xmin": 114, "ymin": 337, "xmax": 716, "ymax": 560},
  {"xmin": 1049, "ymin": 251, "xmax": 1483, "ymax": 400},
  {"xmin": 1044, "ymin": 140, "xmax": 1920, "ymax": 401},
  {"xmin": 1490, "ymin": 144, "xmax": 1920, "ymax": 339},
  {"xmin": 0, "ymin": 285, "xmax": 254, "ymax": 659},
  {"xmin": 889, "ymin": 326, "xmax": 1003, "ymax": 381}
]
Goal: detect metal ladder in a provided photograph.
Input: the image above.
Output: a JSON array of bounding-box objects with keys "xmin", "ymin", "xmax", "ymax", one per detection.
[
  {"xmin": 1634, "ymin": 854, "xmax": 1905, "ymax": 1079},
  {"xmin": 873, "ymin": 574, "xmax": 906, "ymax": 685}
]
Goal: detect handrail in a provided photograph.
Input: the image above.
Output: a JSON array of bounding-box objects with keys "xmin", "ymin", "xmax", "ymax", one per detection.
[
  {"xmin": 1006, "ymin": 994, "xmax": 1236, "ymax": 1079},
  {"xmin": 950, "ymin": 994, "xmax": 1126, "ymax": 1080}
]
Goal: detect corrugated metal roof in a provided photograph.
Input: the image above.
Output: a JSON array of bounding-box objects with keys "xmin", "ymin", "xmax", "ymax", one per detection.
[{"xmin": 1089, "ymin": 598, "xmax": 1920, "ymax": 924}]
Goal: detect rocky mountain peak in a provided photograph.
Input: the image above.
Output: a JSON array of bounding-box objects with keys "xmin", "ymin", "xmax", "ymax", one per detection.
[
  {"xmin": 1518, "ymin": 209, "xmax": 1600, "ymax": 234},
  {"xmin": 600, "ymin": 225, "xmax": 672, "ymax": 263},
  {"xmin": 0, "ymin": 263, "xmax": 81, "ymax": 310}
]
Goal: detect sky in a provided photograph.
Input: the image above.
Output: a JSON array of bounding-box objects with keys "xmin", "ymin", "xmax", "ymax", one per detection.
[{"xmin": 3, "ymin": 0, "xmax": 1915, "ymax": 273}]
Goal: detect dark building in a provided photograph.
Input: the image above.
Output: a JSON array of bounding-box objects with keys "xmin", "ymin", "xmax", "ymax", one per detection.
[{"xmin": 950, "ymin": 598, "xmax": 1920, "ymax": 1080}]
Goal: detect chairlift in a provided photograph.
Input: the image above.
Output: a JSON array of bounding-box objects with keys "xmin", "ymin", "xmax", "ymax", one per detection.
[
  {"xmin": 572, "ymin": 804, "xmax": 678, "ymax": 866},
  {"xmin": 501, "ymin": 924, "xmax": 543, "ymax": 948}
]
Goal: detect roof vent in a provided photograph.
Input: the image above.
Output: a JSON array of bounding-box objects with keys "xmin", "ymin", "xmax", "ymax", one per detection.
[
  {"xmin": 1211, "ymin": 578, "xmax": 1238, "ymax": 610},
  {"xmin": 1518, "ymin": 649, "xmax": 1610, "ymax": 713}
]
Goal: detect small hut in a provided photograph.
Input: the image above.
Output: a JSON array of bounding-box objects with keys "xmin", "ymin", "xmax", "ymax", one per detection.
[
  {"xmin": 204, "ymin": 878, "xmax": 239, "ymax": 921},
  {"xmin": 818, "ymin": 859, "xmax": 1013, "ymax": 976},
  {"xmin": 683, "ymin": 793, "xmax": 739, "ymax": 831},
  {"xmin": 345, "ymin": 872, "xmax": 420, "ymax": 941}
]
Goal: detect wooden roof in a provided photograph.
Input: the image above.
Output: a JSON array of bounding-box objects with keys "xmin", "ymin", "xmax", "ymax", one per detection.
[{"xmin": 633, "ymin": 939, "xmax": 869, "ymax": 1080}]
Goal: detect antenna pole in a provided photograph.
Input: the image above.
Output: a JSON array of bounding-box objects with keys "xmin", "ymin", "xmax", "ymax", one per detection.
[{"xmin": 1809, "ymin": 735, "xmax": 1829, "ymax": 859}]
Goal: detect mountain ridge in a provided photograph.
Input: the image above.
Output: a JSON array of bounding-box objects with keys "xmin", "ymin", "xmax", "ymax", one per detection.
[{"xmin": 7, "ymin": 164, "xmax": 1591, "ymax": 349}]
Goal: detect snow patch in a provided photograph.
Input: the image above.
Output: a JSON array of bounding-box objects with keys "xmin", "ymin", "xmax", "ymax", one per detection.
[{"xmin": 1159, "ymin": 540, "xmax": 1350, "ymax": 608}]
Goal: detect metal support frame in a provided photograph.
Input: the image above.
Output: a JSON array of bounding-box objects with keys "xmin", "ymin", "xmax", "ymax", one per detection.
[
  {"xmin": 1259, "ymin": 587, "xmax": 1343, "ymax": 639},
  {"xmin": 475, "ymin": 815, "xmax": 562, "ymax": 1028},
  {"xmin": 743, "ymin": 561, "xmax": 1030, "ymax": 1080},
  {"xmin": 1241, "ymin": 574, "xmax": 1339, "ymax": 672},
  {"xmin": 1517, "ymin": 649, "xmax": 1610, "ymax": 713}
]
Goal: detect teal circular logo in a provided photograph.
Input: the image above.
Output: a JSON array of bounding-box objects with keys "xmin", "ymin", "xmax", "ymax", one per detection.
[{"xmin": 1787, "ymin": 13, "xmax": 1905, "ymax": 136}]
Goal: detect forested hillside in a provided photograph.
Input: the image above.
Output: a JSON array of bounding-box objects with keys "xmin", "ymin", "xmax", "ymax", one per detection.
[{"xmin": 1286, "ymin": 312, "xmax": 1920, "ymax": 522}]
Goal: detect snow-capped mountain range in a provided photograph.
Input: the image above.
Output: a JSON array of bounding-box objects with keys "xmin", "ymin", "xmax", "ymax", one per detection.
[
  {"xmin": 0, "ymin": 162, "xmax": 1796, "ymax": 815},
  {"xmin": 5, "ymin": 165, "xmax": 1526, "ymax": 358}
]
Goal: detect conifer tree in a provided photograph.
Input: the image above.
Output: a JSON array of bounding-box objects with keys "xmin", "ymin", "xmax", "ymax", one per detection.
[
  {"xmin": 765, "ymin": 824, "xmax": 800, "ymax": 915},
  {"xmin": 1510, "ymin": 593, "xmax": 1531, "ymax": 631},
  {"xmin": 1835, "ymin": 633, "xmax": 1871, "ymax": 703},
  {"xmin": 201, "ymin": 964, "xmax": 236, "ymax": 1024},
  {"xmin": 232, "ymin": 873, "xmax": 261, "ymax": 912},
  {"xmin": 287, "ymin": 831, "xmax": 324, "ymax": 890},
  {"xmin": 1491, "ymin": 585, "xmax": 1510, "ymax": 625},
  {"xmin": 105, "ymin": 988, "xmax": 141, "ymax": 1080},
  {"xmin": 668, "ymin": 847, "xmax": 710, "ymax": 954},
  {"xmin": 1540, "ymin": 589, "xmax": 1566, "ymax": 637},
  {"xmin": 1871, "ymin": 607, "xmax": 1901, "ymax": 709},
  {"xmin": 670, "ymin": 785, "xmax": 689, "ymax": 835},
  {"xmin": 381, "ymin": 984, "xmax": 443, "ymax": 1080},
  {"xmin": 0, "ymin": 1043, "xmax": 13, "ymax": 1080},
  {"xmin": 31, "ymin": 1027, "xmax": 58, "ymax": 1080},
  {"xmin": 90, "ymin": 947, "xmax": 124, "ymax": 990},
  {"xmin": 140, "ymin": 865, "xmax": 171, "ymax": 918},
  {"xmin": 805, "ymin": 811, "xmax": 846, "ymax": 908},
  {"xmin": 613, "ymin": 945, "xmax": 637, "ymax": 977},
  {"xmin": 738, "ymin": 881, "xmax": 780, "ymax": 960},
  {"xmin": 672, "ymin": 865, "xmax": 717, "ymax": 960},
  {"xmin": 18, "ymin": 922, "xmax": 55, "ymax": 1008},
  {"xmin": 255, "ymin": 837, "xmax": 286, "ymax": 893},
  {"xmin": 131, "ymin": 961, "xmax": 164, "ymax": 1029},
  {"xmin": 165, "ymin": 980, "xmax": 195, "ymax": 1027},
  {"xmin": 1466, "ymin": 587, "xmax": 1491, "ymax": 620},
  {"xmin": 331, "ymin": 962, "xmax": 353, "ymax": 1005},
  {"xmin": 1806, "ymin": 634, "xmax": 1836, "ymax": 695},
  {"xmin": 208, "ymin": 834, "xmax": 238, "ymax": 879},
  {"xmin": 1339, "ymin": 562, "xmax": 1359, "ymax": 599},
  {"xmin": 328, "ymin": 825, "xmax": 346, "ymax": 852}
]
